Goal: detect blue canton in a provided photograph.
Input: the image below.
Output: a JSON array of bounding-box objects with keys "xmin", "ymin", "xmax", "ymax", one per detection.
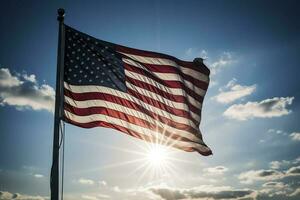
[{"xmin": 64, "ymin": 25, "xmax": 126, "ymax": 92}]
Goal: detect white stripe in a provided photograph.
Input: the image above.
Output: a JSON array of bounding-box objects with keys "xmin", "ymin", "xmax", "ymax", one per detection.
[
  {"xmin": 125, "ymin": 69, "xmax": 202, "ymax": 110},
  {"xmin": 64, "ymin": 110, "xmax": 211, "ymax": 153},
  {"xmin": 123, "ymin": 58, "xmax": 207, "ymax": 96},
  {"xmin": 64, "ymin": 83, "xmax": 198, "ymax": 128},
  {"xmin": 119, "ymin": 53, "xmax": 209, "ymax": 83},
  {"xmin": 64, "ymin": 96, "xmax": 201, "ymax": 142}
]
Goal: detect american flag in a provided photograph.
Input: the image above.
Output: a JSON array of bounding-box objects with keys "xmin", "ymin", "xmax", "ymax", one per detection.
[{"xmin": 63, "ymin": 25, "xmax": 212, "ymax": 156}]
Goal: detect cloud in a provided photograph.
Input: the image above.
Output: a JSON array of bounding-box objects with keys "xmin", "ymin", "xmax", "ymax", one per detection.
[
  {"xmin": 286, "ymin": 166, "xmax": 300, "ymax": 175},
  {"xmin": 289, "ymin": 188, "xmax": 300, "ymax": 197},
  {"xmin": 239, "ymin": 169, "xmax": 284, "ymax": 184},
  {"xmin": 0, "ymin": 191, "xmax": 46, "ymax": 200},
  {"xmin": 150, "ymin": 185, "xmax": 255, "ymax": 200},
  {"xmin": 223, "ymin": 97, "xmax": 294, "ymax": 120},
  {"xmin": 184, "ymin": 48, "xmax": 208, "ymax": 60},
  {"xmin": 268, "ymin": 156, "xmax": 300, "ymax": 170},
  {"xmin": 81, "ymin": 195, "xmax": 99, "ymax": 200},
  {"xmin": 0, "ymin": 68, "xmax": 55, "ymax": 112},
  {"xmin": 290, "ymin": 132, "xmax": 300, "ymax": 141},
  {"xmin": 203, "ymin": 166, "xmax": 229, "ymax": 175},
  {"xmin": 99, "ymin": 180, "xmax": 107, "ymax": 187},
  {"xmin": 33, "ymin": 174, "xmax": 44, "ymax": 178},
  {"xmin": 238, "ymin": 165, "xmax": 300, "ymax": 184},
  {"xmin": 210, "ymin": 52, "xmax": 236, "ymax": 75},
  {"xmin": 262, "ymin": 181, "xmax": 288, "ymax": 189},
  {"xmin": 269, "ymin": 160, "xmax": 290, "ymax": 170},
  {"xmin": 213, "ymin": 79, "xmax": 256, "ymax": 104},
  {"xmin": 78, "ymin": 178, "xmax": 95, "ymax": 185}
]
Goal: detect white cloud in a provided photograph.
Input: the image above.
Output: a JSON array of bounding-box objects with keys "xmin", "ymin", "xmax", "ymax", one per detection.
[
  {"xmin": 23, "ymin": 74, "xmax": 36, "ymax": 83},
  {"xmin": 184, "ymin": 48, "xmax": 208, "ymax": 60},
  {"xmin": 99, "ymin": 180, "xmax": 107, "ymax": 187},
  {"xmin": 210, "ymin": 52, "xmax": 236, "ymax": 75},
  {"xmin": 0, "ymin": 68, "xmax": 22, "ymax": 87},
  {"xmin": 224, "ymin": 97, "xmax": 294, "ymax": 120},
  {"xmin": 289, "ymin": 188, "xmax": 300, "ymax": 197},
  {"xmin": 203, "ymin": 166, "xmax": 229, "ymax": 175},
  {"xmin": 238, "ymin": 169, "xmax": 284, "ymax": 184},
  {"xmin": 81, "ymin": 195, "xmax": 99, "ymax": 200},
  {"xmin": 0, "ymin": 68, "xmax": 55, "ymax": 112},
  {"xmin": 0, "ymin": 191, "xmax": 47, "ymax": 200},
  {"xmin": 270, "ymin": 161, "xmax": 289, "ymax": 170},
  {"xmin": 213, "ymin": 79, "xmax": 256, "ymax": 104},
  {"xmin": 78, "ymin": 178, "xmax": 95, "ymax": 185},
  {"xmin": 33, "ymin": 174, "xmax": 44, "ymax": 178},
  {"xmin": 269, "ymin": 157, "xmax": 300, "ymax": 170},
  {"xmin": 290, "ymin": 132, "xmax": 300, "ymax": 141}
]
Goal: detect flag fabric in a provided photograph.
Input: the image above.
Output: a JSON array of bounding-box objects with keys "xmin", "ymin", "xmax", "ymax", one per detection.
[{"xmin": 63, "ymin": 25, "xmax": 212, "ymax": 156}]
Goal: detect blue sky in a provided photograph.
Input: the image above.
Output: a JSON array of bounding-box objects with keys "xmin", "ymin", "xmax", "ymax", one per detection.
[{"xmin": 0, "ymin": 0, "xmax": 300, "ymax": 199}]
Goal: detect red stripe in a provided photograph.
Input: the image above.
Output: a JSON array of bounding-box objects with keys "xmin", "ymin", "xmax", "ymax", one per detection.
[
  {"xmin": 127, "ymin": 88, "xmax": 199, "ymax": 125},
  {"xmin": 124, "ymin": 63, "xmax": 204, "ymax": 101},
  {"xmin": 64, "ymin": 88, "xmax": 199, "ymax": 131},
  {"xmin": 126, "ymin": 76, "xmax": 201, "ymax": 115},
  {"xmin": 65, "ymin": 103, "xmax": 201, "ymax": 143},
  {"xmin": 116, "ymin": 45, "xmax": 210, "ymax": 76},
  {"xmin": 63, "ymin": 116, "xmax": 211, "ymax": 156}
]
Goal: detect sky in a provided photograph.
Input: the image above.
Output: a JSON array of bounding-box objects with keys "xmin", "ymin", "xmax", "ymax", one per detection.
[{"xmin": 0, "ymin": 0, "xmax": 300, "ymax": 200}]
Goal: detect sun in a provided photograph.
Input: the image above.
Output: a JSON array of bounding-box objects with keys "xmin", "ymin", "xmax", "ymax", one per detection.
[{"xmin": 146, "ymin": 144, "xmax": 168, "ymax": 168}]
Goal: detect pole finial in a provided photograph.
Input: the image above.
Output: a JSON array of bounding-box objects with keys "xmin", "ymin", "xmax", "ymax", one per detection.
[
  {"xmin": 193, "ymin": 57, "xmax": 205, "ymax": 65},
  {"xmin": 57, "ymin": 8, "xmax": 65, "ymax": 22}
]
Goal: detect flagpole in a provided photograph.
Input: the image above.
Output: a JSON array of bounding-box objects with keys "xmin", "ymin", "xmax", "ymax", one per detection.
[{"xmin": 51, "ymin": 8, "xmax": 65, "ymax": 200}]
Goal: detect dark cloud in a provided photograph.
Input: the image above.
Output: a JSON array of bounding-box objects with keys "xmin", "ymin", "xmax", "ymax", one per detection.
[
  {"xmin": 150, "ymin": 186, "xmax": 254, "ymax": 200},
  {"xmin": 150, "ymin": 188, "xmax": 186, "ymax": 200}
]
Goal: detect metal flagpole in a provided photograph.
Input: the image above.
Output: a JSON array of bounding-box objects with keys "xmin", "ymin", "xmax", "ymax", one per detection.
[{"xmin": 51, "ymin": 8, "xmax": 65, "ymax": 200}]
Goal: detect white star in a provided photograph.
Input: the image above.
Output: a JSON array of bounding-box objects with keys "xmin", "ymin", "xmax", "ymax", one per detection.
[{"xmin": 73, "ymin": 74, "xmax": 77, "ymax": 77}]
